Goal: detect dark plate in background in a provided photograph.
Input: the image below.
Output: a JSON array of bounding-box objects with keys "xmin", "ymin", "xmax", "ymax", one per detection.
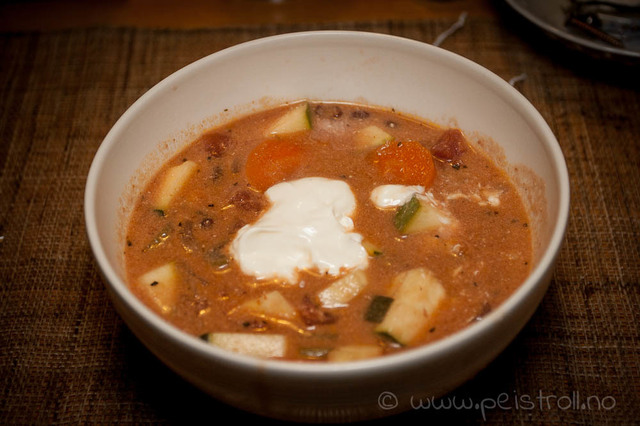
[{"xmin": 504, "ymin": 0, "xmax": 640, "ymax": 64}]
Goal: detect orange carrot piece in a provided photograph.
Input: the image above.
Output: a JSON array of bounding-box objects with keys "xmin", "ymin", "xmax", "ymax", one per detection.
[
  {"xmin": 245, "ymin": 137, "xmax": 305, "ymax": 191},
  {"xmin": 369, "ymin": 140, "xmax": 436, "ymax": 187}
]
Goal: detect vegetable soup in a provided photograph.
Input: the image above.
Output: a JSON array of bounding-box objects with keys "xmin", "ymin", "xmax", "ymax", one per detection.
[{"xmin": 124, "ymin": 100, "xmax": 532, "ymax": 362}]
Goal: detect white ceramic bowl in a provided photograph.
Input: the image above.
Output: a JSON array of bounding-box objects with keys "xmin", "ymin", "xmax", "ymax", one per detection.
[{"xmin": 84, "ymin": 31, "xmax": 570, "ymax": 423}]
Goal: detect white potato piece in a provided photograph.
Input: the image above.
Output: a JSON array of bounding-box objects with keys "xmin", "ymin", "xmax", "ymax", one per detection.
[
  {"xmin": 137, "ymin": 262, "xmax": 179, "ymax": 313},
  {"xmin": 354, "ymin": 125, "xmax": 392, "ymax": 148},
  {"xmin": 154, "ymin": 160, "xmax": 198, "ymax": 211},
  {"xmin": 375, "ymin": 267, "xmax": 445, "ymax": 345},
  {"xmin": 318, "ymin": 269, "xmax": 368, "ymax": 308},
  {"xmin": 205, "ymin": 333, "xmax": 287, "ymax": 358},
  {"xmin": 327, "ymin": 345, "xmax": 383, "ymax": 362},
  {"xmin": 237, "ymin": 290, "xmax": 298, "ymax": 320}
]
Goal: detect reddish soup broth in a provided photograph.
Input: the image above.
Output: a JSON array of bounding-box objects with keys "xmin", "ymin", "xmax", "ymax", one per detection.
[{"xmin": 124, "ymin": 101, "xmax": 532, "ymax": 362}]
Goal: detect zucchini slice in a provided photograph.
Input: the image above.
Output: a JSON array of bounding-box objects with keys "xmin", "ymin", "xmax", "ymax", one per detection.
[
  {"xmin": 364, "ymin": 295, "xmax": 394, "ymax": 323},
  {"xmin": 327, "ymin": 345, "xmax": 383, "ymax": 362},
  {"xmin": 237, "ymin": 290, "xmax": 298, "ymax": 321},
  {"xmin": 394, "ymin": 195, "xmax": 448, "ymax": 234},
  {"xmin": 266, "ymin": 102, "xmax": 311, "ymax": 135},
  {"xmin": 204, "ymin": 332, "xmax": 287, "ymax": 358},
  {"xmin": 137, "ymin": 262, "xmax": 179, "ymax": 313},
  {"xmin": 154, "ymin": 160, "xmax": 198, "ymax": 211},
  {"xmin": 355, "ymin": 125, "xmax": 393, "ymax": 148},
  {"xmin": 318, "ymin": 269, "xmax": 368, "ymax": 308},
  {"xmin": 375, "ymin": 267, "xmax": 445, "ymax": 345}
]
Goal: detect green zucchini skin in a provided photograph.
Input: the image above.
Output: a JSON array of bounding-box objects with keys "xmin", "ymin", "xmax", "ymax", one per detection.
[
  {"xmin": 394, "ymin": 195, "xmax": 449, "ymax": 235},
  {"xmin": 364, "ymin": 295, "xmax": 394, "ymax": 323},
  {"xmin": 393, "ymin": 195, "xmax": 421, "ymax": 232}
]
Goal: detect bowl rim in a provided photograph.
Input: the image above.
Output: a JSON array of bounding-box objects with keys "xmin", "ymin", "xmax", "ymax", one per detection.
[{"xmin": 84, "ymin": 29, "xmax": 570, "ymax": 376}]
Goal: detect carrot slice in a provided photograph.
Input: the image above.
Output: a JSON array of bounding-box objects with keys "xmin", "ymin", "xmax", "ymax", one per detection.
[
  {"xmin": 246, "ymin": 137, "xmax": 305, "ymax": 191},
  {"xmin": 369, "ymin": 140, "xmax": 436, "ymax": 187}
]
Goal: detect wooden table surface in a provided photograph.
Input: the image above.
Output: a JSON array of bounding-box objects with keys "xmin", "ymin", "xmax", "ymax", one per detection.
[
  {"xmin": 2, "ymin": 0, "xmax": 639, "ymax": 424},
  {"xmin": 0, "ymin": 0, "xmax": 490, "ymax": 30}
]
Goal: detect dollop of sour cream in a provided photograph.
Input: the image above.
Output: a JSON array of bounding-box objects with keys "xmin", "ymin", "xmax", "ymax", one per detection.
[
  {"xmin": 370, "ymin": 184, "xmax": 425, "ymax": 208},
  {"xmin": 230, "ymin": 177, "xmax": 368, "ymax": 283}
]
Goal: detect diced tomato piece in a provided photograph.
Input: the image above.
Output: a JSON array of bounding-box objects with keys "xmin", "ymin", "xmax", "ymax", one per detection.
[
  {"xmin": 369, "ymin": 140, "xmax": 436, "ymax": 187},
  {"xmin": 431, "ymin": 128, "xmax": 467, "ymax": 162},
  {"xmin": 245, "ymin": 137, "xmax": 305, "ymax": 191}
]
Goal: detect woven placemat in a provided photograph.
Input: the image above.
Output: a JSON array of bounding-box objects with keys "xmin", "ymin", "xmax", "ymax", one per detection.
[{"xmin": 1, "ymin": 8, "xmax": 639, "ymax": 425}]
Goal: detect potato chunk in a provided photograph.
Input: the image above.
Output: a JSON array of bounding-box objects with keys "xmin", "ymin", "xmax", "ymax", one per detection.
[
  {"xmin": 327, "ymin": 345, "xmax": 383, "ymax": 362},
  {"xmin": 237, "ymin": 290, "xmax": 298, "ymax": 321},
  {"xmin": 137, "ymin": 262, "xmax": 179, "ymax": 313},
  {"xmin": 154, "ymin": 160, "xmax": 198, "ymax": 211},
  {"xmin": 355, "ymin": 125, "xmax": 393, "ymax": 148},
  {"xmin": 375, "ymin": 267, "xmax": 445, "ymax": 345},
  {"xmin": 318, "ymin": 269, "xmax": 368, "ymax": 308},
  {"xmin": 204, "ymin": 333, "xmax": 287, "ymax": 358}
]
